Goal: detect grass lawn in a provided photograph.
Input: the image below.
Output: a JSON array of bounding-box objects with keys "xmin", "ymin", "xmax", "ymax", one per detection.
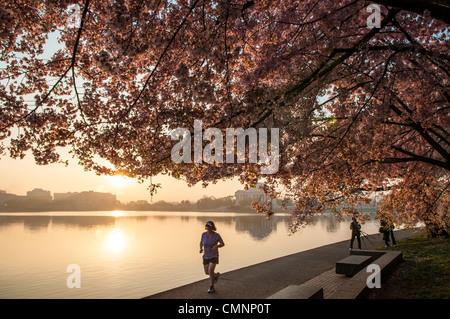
[{"xmin": 368, "ymin": 231, "xmax": 450, "ymax": 299}]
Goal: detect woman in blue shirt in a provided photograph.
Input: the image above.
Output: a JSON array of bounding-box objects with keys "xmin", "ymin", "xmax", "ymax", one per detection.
[{"xmin": 199, "ymin": 221, "xmax": 225, "ymax": 293}]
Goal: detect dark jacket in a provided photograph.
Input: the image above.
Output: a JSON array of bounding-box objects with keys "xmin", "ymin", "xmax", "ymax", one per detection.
[{"xmin": 350, "ymin": 220, "xmax": 361, "ymax": 234}]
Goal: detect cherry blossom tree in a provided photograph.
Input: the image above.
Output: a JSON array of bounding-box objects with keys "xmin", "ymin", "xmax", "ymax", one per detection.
[{"xmin": 0, "ymin": 0, "xmax": 448, "ymax": 234}]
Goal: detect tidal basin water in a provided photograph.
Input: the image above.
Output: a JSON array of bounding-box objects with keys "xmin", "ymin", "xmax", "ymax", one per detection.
[{"xmin": 0, "ymin": 210, "xmax": 381, "ymax": 298}]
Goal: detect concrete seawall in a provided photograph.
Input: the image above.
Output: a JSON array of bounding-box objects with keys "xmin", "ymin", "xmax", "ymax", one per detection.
[{"xmin": 144, "ymin": 229, "xmax": 415, "ymax": 299}]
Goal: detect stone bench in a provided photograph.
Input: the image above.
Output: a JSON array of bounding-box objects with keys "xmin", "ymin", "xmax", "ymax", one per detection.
[
  {"xmin": 350, "ymin": 249, "xmax": 385, "ymax": 260},
  {"xmin": 267, "ymin": 285, "xmax": 324, "ymax": 299},
  {"xmin": 336, "ymin": 255, "xmax": 373, "ymax": 277},
  {"xmin": 328, "ymin": 251, "xmax": 403, "ymax": 299}
]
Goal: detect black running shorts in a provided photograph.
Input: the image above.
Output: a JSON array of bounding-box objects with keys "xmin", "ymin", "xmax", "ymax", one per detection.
[{"xmin": 203, "ymin": 257, "xmax": 219, "ymax": 265}]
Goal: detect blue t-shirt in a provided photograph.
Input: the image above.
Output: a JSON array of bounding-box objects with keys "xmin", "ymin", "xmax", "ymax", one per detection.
[{"xmin": 201, "ymin": 232, "xmax": 223, "ymax": 259}]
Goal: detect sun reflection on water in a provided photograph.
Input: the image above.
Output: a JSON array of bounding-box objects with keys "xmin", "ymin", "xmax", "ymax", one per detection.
[{"xmin": 105, "ymin": 228, "xmax": 126, "ymax": 253}]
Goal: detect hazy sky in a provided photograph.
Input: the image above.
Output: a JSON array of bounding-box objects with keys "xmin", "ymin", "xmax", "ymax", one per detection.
[{"xmin": 0, "ymin": 150, "xmax": 242, "ymax": 203}]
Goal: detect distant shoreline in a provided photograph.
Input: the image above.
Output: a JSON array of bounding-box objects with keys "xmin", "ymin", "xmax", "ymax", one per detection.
[
  {"xmin": 0, "ymin": 209, "xmax": 280, "ymax": 214},
  {"xmin": 0, "ymin": 206, "xmax": 379, "ymax": 214},
  {"xmin": 0, "ymin": 206, "xmax": 262, "ymax": 213}
]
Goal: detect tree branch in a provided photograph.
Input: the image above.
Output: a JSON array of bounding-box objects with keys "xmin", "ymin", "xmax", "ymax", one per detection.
[
  {"xmin": 390, "ymin": 99, "xmax": 450, "ymax": 163},
  {"xmin": 334, "ymin": 45, "xmax": 450, "ymax": 61},
  {"xmin": 124, "ymin": 0, "xmax": 201, "ymax": 116},
  {"xmin": 390, "ymin": 145, "xmax": 450, "ymax": 170},
  {"xmin": 369, "ymin": 0, "xmax": 450, "ymax": 25},
  {"xmin": 0, "ymin": 0, "xmax": 91, "ymax": 132},
  {"xmin": 284, "ymin": 9, "xmax": 400, "ymax": 98}
]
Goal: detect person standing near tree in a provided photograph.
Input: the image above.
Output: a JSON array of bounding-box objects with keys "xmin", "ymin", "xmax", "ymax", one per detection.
[
  {"xmin": 350, "ymin": 217, "xmax": 361, "ymax": 250},
  {"xmin": 199, "ymin": 221, "xmax": 225, "ymax": 293},
  {"xmin": 379, "ymin": 220, "xmax": 391, "ymax": 248},
  {"xmin": 388, "ymin": 221, "xmax": 397, "ymax": 247}
]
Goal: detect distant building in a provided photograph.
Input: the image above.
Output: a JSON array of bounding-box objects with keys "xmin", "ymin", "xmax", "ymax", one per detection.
[
  {"xmin": 0, "ymin": 190, "xmax": 21, "ymax": 204},
  {"xmin": 0, "ymin": 189, "xmax": 119, "ymax": 212},
  {"xmin": 234, "ymin": 184, "xmax": 294, "ymax": 210},
  {"xmin": 26, "ymin": 188, "xmax": 52, "ymax": 202},
  {"xmin": 53, "ymin": 192, "xmax": 74, "ymax": 201},
  {"xmin": 235, "ymin": 183, "xmax": 270, "ymax": 206},
  {"xmin": 53, "ymin": 191, "xmax": 118, "ymax": 210}
]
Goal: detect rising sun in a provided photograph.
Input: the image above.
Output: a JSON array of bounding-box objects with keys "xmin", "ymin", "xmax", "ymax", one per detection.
[{"xmin": 107, "ymin": 175, "xmax": 130, "ymax": 188}]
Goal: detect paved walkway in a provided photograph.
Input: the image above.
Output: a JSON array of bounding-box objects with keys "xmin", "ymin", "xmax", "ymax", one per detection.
[{"xmin": 144, "ymin": 229, "xmax": 414, "ymax": 299}]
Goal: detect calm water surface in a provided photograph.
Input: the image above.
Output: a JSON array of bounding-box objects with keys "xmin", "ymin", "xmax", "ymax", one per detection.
[{"xmin": 0, "ymin": 210, "xmax": 380, "ymax": 298}]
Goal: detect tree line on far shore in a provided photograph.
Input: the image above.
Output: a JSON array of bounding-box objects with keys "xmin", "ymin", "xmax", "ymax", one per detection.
[{"xmin": 0, "ymin": 195, "xmax": 254, "ymax": 212}]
